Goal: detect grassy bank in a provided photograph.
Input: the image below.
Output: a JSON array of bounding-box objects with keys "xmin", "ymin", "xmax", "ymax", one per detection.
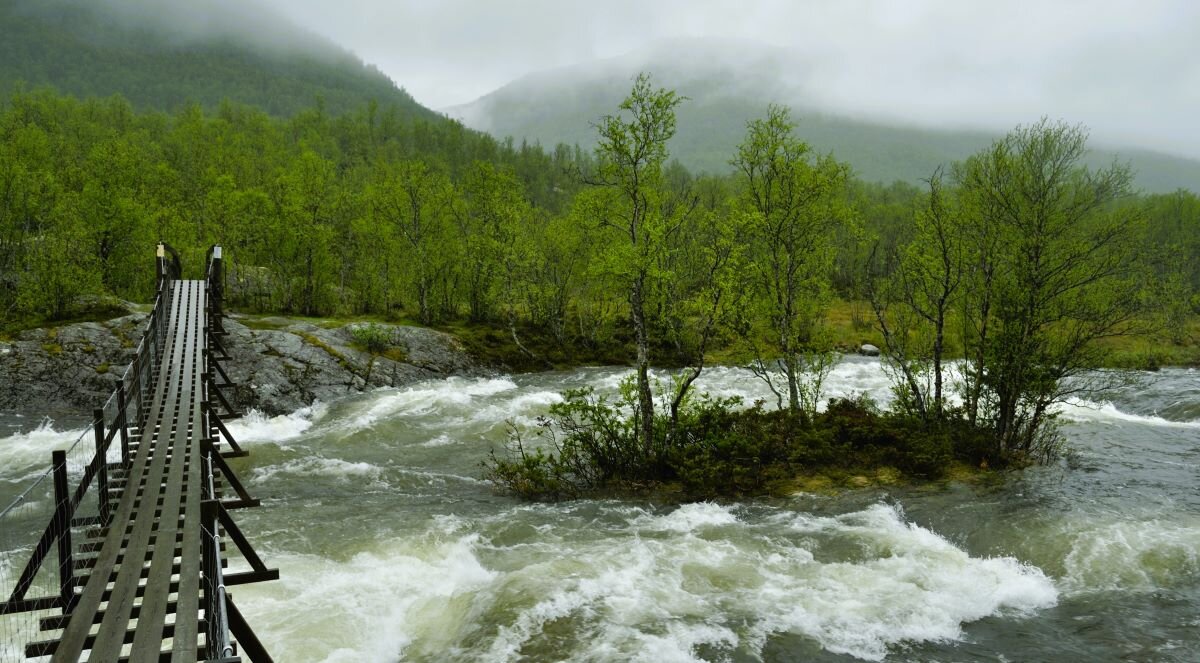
[
  {"xmin": 7, "ymin": 300, "xmax": 1197, "ymax": 371},
  {"xmin": 446, "ymin": 300, "xmax": 1200, "ymax": 372}
]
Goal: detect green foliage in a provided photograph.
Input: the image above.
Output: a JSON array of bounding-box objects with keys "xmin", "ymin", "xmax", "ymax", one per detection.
[
  {"xmin": 955, "ymin": 120, "xmax": 1146, "ymax": 457},
  {"xmin": 667, "ymin": 399, "xmax": 794, "ymax": 494},
  {"xmin": 348, "ymin": 323, "xmax": 392, "ymax": 355},
  {"xmin": 870, "ymin": 120, "xmax": 1157, "ymax": 462},
  {"xmin": 869, "ymin": 168, "xmax": 962, "ymax": 422},
  {"xmin": 485, "ymin": 443, "xmax": 577, "ymax": 501},
  {"xmin": 584, "ymin": 73, "xmax": 690, "ymax": 451},
  {"xmin": 455, "ymin": 162, "xmax": 531, "ymax": 323},
  {"xmin": 1141, "ymin": 189, "xmax": 1200, "ymax": 343},
  {"xmin": 819, "ymin": 397, "xmax": 953, "ymax": 477},
  {"xmin": 575, "ymin": 74, "xmax": 756, "ymax": 459},
  {"xmin": 0, "ymin": 87, "xmax": 591, "ymax": 330},
  {"xmin": 735, "ymin": 105, "xmax": 855, "ymax": 416},
  {"xmin": 483, "ymin": 387, "xmax": 640, "ymax": 500},
  {"xmin": 14, "ymin": 220, "xmax": 102, "ymax": 319}
]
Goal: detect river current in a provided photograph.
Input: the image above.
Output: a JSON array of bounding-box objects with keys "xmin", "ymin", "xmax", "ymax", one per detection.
[{"xmin": 1, "ymin": 357, "xmax": 1197, "ymax": 661}]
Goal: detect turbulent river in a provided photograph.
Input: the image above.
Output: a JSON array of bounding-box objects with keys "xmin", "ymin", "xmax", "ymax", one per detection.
[{"xmin": 2, "ymin": 358, "xmax": 1198, "ymax": 661}]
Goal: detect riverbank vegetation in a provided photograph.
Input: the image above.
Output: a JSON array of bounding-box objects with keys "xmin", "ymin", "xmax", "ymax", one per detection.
[
  {"xmin": 486, "ymin": 386, "xmax": 997, "ymax": 500},
  {"xmin": 0, "ymin": 79, "xmax": 1197, "ymax": 498}
]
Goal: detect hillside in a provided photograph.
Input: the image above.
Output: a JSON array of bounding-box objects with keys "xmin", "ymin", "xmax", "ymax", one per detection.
[
  {"xmin": 447, "ymin": 40, "xmax": 1200, "ymax": 194},
  {"xmin": 0, "ymin": 0, "xmax": 437, "ymax": 119}
]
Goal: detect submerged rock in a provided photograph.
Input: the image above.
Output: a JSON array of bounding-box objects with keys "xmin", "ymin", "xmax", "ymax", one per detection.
[{"xmin": 0, "ymin": 315, "xmax": 482, "ymax": 417}]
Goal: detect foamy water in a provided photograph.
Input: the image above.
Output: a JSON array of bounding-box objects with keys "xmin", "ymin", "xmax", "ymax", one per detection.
[
  {"xmin": 1058, "ymin": 397, "xmax": 1200, "ymax": 428},
  {"xmin": 224, "ymin": 403, "xmax": 327, "ymax": 445},
  {"xmin": 1060, "ymin": 517, "xmax": 1200, "ymax": 594},
  {"xmin": 235, "ymin": 501, "xmax": 1058, "ymax": 662},
  {"xmin": 3, "ymin": 358, "xmax": 1199, "ymax": 661},
  {"xmin": 0, "ymin": 419, "xmax": 87, "ymax": 472}
]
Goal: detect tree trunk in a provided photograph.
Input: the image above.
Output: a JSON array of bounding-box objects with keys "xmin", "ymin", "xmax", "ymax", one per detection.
[
  {"xmin": 966, "ymin": 281, "xmax": 992, "ymax": 427},
  {"xmin": 417, "ymin": 276, "xmax": 431, "ymax": 325},
  {"xmin": 631, "ymin": 274, "xmax": 655, "ymax": 456},
  {"xmin": 933, "ymin": 308, "xmax": 945, "ymax": 420},
  {"xmin": 784, "ymin": 354, "xmax": 800, "ymax": 415},
  {"xmin": 669, "ymin": 365, "xmax": 702, "ymax": 445},
  {"xmin": 303, "ymin": 248, "xmax": 315, "ymax": 316}
]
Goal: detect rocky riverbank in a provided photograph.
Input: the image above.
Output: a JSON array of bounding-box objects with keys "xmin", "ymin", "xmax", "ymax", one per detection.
[{"xmin": 0, "ymin": 313, "xmax": 483, "ymax": 417}]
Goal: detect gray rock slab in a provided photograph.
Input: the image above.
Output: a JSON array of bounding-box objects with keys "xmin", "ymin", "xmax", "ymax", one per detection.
[{"xmin": 1, "ymin": 315, "xmax": 482, "ymax": 418}]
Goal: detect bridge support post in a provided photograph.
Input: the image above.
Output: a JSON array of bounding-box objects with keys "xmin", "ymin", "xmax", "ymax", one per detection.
[
  {"xmin": 93, "ymin": 409, "xmax": 111, "ymax": 525},
  {"xmin": 51, "ymin": 450, "xmax": 77, "ymax": 614},
  {"xmin": 117, "ymin": 383, "xmax": 131, "ymax": 468},
  {"xmin": 204, "ymin": 401, "xmax": 246, "ymax": 457},
  {"xmin": 207, "ymin": 245, "xmax": 226, "ymax": 337},
  {"xmin": 156, "ymin": 243, "xmax": 166, "ymax": 292},
  {"xmin": 206, "ymin": 372, "xmax": 241, "ymax": 419}
]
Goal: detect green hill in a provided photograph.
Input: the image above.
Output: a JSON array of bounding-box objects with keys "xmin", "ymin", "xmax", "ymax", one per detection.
[
  {"xmin": 0, "ymin": 0, "xmax": 437, "ymax": 120},
  {"xmin": 447, "ymin": 40, "xmax": 1200, "ymax": 194}
]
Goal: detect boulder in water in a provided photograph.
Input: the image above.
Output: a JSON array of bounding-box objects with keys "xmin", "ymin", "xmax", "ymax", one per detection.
[{"xmin": 859, "ymin": 343, "xmax": 881, "ymax": 357}]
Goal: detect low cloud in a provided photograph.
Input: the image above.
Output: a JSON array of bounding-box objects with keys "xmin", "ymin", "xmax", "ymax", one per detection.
[{"xmin": 263, "ymin": 0, "xmax": 1198, "ymax": 158}]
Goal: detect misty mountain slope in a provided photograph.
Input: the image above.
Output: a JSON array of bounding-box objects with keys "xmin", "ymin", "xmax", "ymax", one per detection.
[
  {"xmin": 447, "ymin": 40, "xmax": 1200, "ymax": 194},
  {"xmin": 0, "ymin": 0, "xmax": 437, "ymax": 119}
]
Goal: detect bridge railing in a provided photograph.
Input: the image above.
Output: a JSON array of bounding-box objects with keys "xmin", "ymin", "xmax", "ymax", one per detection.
[
  {"xmin": 202, "ymin": 245, "xmax": 234, "ymax": 661},
  {"xmin": 198, "ymin": 246, "xmax": 276, "ymax": 663},
  {"xmin": 0, "ymin": 243, "xmax": 193, "ymax": 661},
  {"xmin": 200, "ymin": 246, "xmax": 249, "ymax": 663}
]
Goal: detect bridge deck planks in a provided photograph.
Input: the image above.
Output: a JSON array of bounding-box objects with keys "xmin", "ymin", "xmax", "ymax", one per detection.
[
  {"xmin": 49, "ymin": 281, "xmax": 209, "ymax": 662},
  {"xmin": 131, "ymin": 281, "xmax": 204, "ymax": 660}
]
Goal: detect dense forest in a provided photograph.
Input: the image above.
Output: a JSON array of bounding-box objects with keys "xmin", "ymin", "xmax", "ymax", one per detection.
[
  {"xmin": 0, "ymin": 0, "xmax": 434, "ymax": 119},
  {"xmin": 0, "ymin": 88, "xmax": 585, "ymax": 318},
  {"xmin": 1, "ymin": 85, "xmax": 1197, "ymax": 344}
]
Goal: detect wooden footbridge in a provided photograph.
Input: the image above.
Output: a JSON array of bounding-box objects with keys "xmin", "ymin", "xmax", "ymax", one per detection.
[{"xmin": 1, "ymin": 246, "xmax": 277, "ymax": 662}]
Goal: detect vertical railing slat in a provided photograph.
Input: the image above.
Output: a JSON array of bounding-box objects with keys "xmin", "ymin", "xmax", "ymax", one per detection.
[{"xmin": 51, "ymin": 450, "xmax": 76, "ymax": 614}]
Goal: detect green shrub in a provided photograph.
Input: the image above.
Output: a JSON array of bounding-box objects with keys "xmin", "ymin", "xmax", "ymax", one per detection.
[
  {"xmin": 483, "ymin": 387, "xmax": 644, "ymax": 499},
  {"xmin": 349, "ymin": 323, "xmax": 392, "ymax": 355},
  {"xmin": 890, "ymin": 425, "xmax": 953, "ymax": 478},
  {"xmin": 484, "ymin": 441, "xmax": 577, "ymax": 501}
]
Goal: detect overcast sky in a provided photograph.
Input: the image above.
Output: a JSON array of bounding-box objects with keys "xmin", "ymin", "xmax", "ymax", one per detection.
[{"xmin": 264, "ymin": 0, "xmax": 1200, "ymax": 158}]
